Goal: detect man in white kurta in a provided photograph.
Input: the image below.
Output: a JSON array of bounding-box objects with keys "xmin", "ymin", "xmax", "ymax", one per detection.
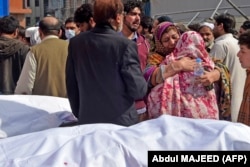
[{"xmin": 210, "ymin": 13, "xmax": 246, "ymax": 122}]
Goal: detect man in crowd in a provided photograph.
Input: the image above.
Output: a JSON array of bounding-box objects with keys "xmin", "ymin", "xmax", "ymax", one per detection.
[
  {"xmin": 237, "ymin": 30, "xmax": 250, "ymax": 126},
  {"xmin": 0, "ymin": 16, "xmax": 30, "ymax": 94},
  {"xmin": 64, "ymin": 17, "xmax": 80, "ymax": 40},
  {"xmin": 66, "ymin": 0, "xmax": 147, "ymax": 126},
  {"xmin": 73, "ymin": 3, "xmax": 95, "ymax": 32},
  {"xmin": 15, "ymin": 16, "xmax": 68, "ymax": 97},
  {"xmin": 210, "ymin": 13, "xmax": 246, "ymax": 122},
  {"xmin": 198, "ymin": 22, "xmax": 215, "ymax": 53},
  {"xmin": 138, "ymin": 15, "xmax": 153, "ymax": 41},
  {"xmin": 122, "ymin": 0, "xmax": 150, "ymax": 121}
]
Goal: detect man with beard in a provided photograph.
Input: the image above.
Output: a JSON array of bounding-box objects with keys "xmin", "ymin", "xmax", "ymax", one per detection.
[
  {"xmin": 66, "ymin": 0, "xmax": 147, "ymax": 126},
  {"xmin": 122, "ymin": 0, "xmax": 150, "ymax": 121},
  {"xmin": 198, "ymin": 22, "xmax": 215, "ymax": 53},
  {"xmin": 73, "ymin": 3, "xmax": 95, "ymax": 32},
  {"xmin": 199, "ymin": 21, "xmax": 232, "ymax": 121}
]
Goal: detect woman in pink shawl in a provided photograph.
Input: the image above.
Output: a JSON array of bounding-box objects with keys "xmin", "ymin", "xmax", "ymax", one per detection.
[{"xmin": 147, "ymin": 31, "xmax": 219, "ymax": 119}]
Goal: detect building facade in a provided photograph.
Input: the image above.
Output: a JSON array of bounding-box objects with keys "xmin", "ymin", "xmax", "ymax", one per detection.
[
  {"xmin": 9, "ymin": 0, "xmax": 32, "ymax": 27},
  {"xmin": 24, "ymin": 0, "xmax": 45, "ymax": 27},
  {"xmin": 25, "ymin": 0, "xmax": 89, "ymax": 27}
]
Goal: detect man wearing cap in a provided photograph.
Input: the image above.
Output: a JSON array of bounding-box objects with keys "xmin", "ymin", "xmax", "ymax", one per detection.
[
  {"xmin": 15, "ymin": 16, "xmax": 69, "ymax": 97},
  {"xmin": 25, "ymin": 27, "xmax": 41, "ymax": 46},
  {"xmin": 198, "ymin": 22, "xmax": 215, "ymax": 53}
]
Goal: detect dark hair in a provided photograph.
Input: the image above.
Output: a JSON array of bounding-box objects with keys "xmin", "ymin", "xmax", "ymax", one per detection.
[
  {"xmin": 93, "ymin": 0, "xmax": 123, "ymax": 25},
  {"xmin": 74, "ymin": 3, "xmax": 93, "ymax": 24},
  {"xmin": 157, "ymin": 15, "xmax": 174, "ymax": 24},
  {"xmin": 241, "ymin": 20, "xmax": 250, "ymax": 30},
  {"xmin": 123, "ymin": 0, "xmax": 143, "ymax": 14},
  {"xmin": 188, "ymin": 23, "xmax": 200, "ymax": 32},
  {"xmin": 175, "ymin": 23, "xmax": 190, "ymax": 34},
  {"xmin": 65, "ymin": 17, "xmax": 75, "ymax": 25},
  {"xmin": 18, "ymin": 25, "xmax": 26, "ymax": 38},
  {"xmin": 39, "ymin": 16, "xmax": 61, "ymax": 36},
  {"xmin": 59, "ymin": 20, "xmax": 67, "ymax": 40},
  {"xmin": 140, "ymin": 15, "xmax": 153, "ymax": 32},
  {"xmin": 214, "ymin": 13, "xmax": 236, "ymax": 34},
  {"xmin": 238, "ymin": 30, "xmax": 250, "ymax": 49},
  {"xmin": 0, "ymin": 15, "xmax": 19, "ymax": 34}
]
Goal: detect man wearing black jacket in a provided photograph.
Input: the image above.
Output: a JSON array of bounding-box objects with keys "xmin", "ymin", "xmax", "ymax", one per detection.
[{"xmin": 66, "ymin": 0, "xmax": 147, "ymax": 126}]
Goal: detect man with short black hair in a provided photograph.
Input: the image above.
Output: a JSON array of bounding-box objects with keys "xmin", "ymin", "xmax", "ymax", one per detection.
[
  {"xmin": 210, "ymin": 13, "xmax": 246, "ymax": 122},
  {"xmin": 73, "ymin": 3, "xmax": 95, "ymax": 32},
  {"xmin": 64, "ymin": 17, "xmax": 80, "ymax": 40},
  {"xmin": 0, "ymin": 15, "xmax": 30, "ymax": 94},
  {"xmin": 122, "ymin": 0, "xmax": 150, "ymax": 121},
  {"xmin": 237, "ymin": 30, "xmax": 250, "ymax": 126}
]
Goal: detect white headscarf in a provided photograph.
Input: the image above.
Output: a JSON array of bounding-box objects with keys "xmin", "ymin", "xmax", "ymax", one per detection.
[
  {"xmin": 25, "ymin": 27, "xmax": 41, "ymax": 46},
  {"xmin": 199, "ymin": 22, "xmax": 214, "ymax": 30}
]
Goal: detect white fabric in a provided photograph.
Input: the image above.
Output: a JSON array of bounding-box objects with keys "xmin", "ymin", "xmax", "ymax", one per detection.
[
  {"xmin": 0, "ymin": 119, "xmax": 7, "ymax": 139},
  {"xmin": 0, "ymin": 115, "xmax": 250, "ymax": 167},
  {"xmin": 200, "ymin": 22, "xmax": 214, "ymax": 30},
  {"xmin": 0, "ymin": 95, "xmax": 76, "ymax": 137},
  {"xmin": 25, "ymin": 27, "xmax": 41, "ymax": 46},
  {"xmin": 15, "ymin": 52, "xmax": 36, "ymax": 95}
]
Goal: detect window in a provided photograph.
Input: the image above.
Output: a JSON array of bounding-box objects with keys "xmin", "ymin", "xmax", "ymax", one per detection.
[
  {"xmin": 26, "ymin": 17, "xmax": 31, "ymax": 27},
  {"xmin": 27, "ymin": 0, "xmax": 30, "ymax": 7},
  {"xmin": 35, "ymin": 17, "xmax": 40, "ymax": 24},
  {"xmin": 35, "ymin": 0, "xmax": 39, "ymax": 7},
  {"xmin": 23, "ymin": 0, "xmax": 30, "ymax": 8}
]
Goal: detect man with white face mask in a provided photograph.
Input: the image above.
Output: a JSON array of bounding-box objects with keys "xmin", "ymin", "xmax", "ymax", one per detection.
[{"xmin": 64, "ymin": 17, "xmax": 80, "ymax": 40}]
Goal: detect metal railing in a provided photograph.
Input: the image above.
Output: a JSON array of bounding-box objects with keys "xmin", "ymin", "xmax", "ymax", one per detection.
[{"xmin": 153, "ymin": 0, "xmax": 250, "ymax": 25}]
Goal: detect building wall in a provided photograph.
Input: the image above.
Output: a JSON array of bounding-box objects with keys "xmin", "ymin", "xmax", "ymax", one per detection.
[
  {"xmin": 25, "ymin": 0, "xmax": 44, "ymax": 27},
  {"xmin": 9, "ymin": 0, "xmax": 32, "ymax": 27}
]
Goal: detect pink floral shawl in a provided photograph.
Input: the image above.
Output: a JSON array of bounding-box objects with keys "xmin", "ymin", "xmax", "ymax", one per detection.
[{"xmin": 147, "ymin": 31, "xmax": 219, "ymax": 119}]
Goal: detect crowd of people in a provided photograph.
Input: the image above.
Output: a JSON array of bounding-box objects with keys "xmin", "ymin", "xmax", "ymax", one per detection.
[{"xmin": 0, "ymin": 0, "xmax": 249, "ymax": 126}]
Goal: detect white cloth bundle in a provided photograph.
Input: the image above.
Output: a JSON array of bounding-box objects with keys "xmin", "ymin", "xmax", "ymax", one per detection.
[
  {"xmin": 0, "ymin": 115, "xmax": 250, "ymax": 167},
  {"xmin": 0, "ymin": 95, "xmax": 77, "ymax": 137}
]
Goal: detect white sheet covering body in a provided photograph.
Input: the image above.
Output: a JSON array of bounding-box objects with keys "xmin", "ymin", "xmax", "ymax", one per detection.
[
  {"xmin": 0, "ymin": 115, "xmax": 250, "ymax": 167},
  {"xmin": 0, "ymin": 95, "xmax": 76, "ymax": 137}
]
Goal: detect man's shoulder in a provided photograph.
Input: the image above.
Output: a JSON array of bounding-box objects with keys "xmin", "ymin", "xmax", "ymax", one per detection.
[
  {"xmin": 69, "ymin": 31, "xmax": 91, "ymax": 43},
  {"xmin": 31, "ymin": 38, "xmax": 68, "ymax": 52},
  {"xmin": 3, "ymin": 37, "xmax": 29, "ymax": 53},
  {"xmin": 214, "ymin": 35, "xmax": 238, "ymax": 49},
  {"xmin": 38, "ymin": 38, "xmax": 68, "ymax": 45}
]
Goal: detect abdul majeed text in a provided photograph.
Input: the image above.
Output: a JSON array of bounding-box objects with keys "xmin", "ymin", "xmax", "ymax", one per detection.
[{"xmin": 152, "ymin": 154, "xmax": 219, "ymax": 163}]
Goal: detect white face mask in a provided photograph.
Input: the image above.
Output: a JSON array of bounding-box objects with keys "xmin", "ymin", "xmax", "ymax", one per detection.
[{"xmin": 65, "ymin": 29, "xmax": 76, "ymax": 39}]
